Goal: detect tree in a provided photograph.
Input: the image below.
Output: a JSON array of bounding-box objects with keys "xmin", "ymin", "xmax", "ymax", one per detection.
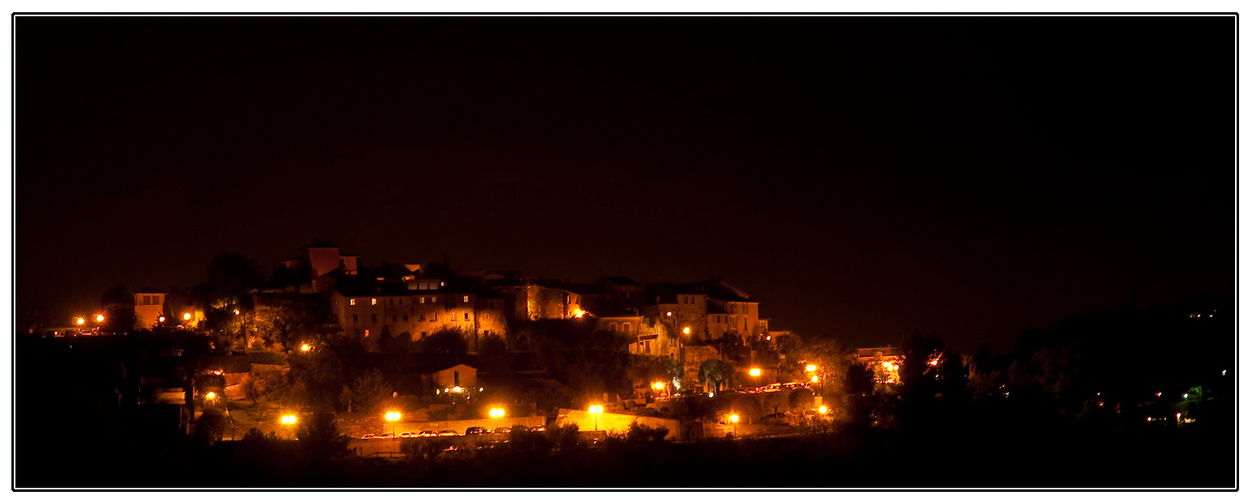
[
  {"xmin": 99, "ymin": 284, "xmax": 137, "ymax": 334},
  {"xmin": 698, "ymin": 359, "xmax": 733, "ymax": 395},
  {"xmin": 242, "ymin": 374, "xmax": 262, "ymax": 405},
  {"xmin": 477, "ymin": 334, "xmax": 512, "ymax": 376},
  {"xmin": 19, "ymin": 304, "xmax": 49, "ymax": 333},
  {"xmin": 421, "ymin": 327, "xmax": 469, "ymax": 365},
  {"xmin": 348, "ymin": 369, "xmax": 393, "ymax": 414},
  {"xmin": 295, "ymin": 411, "xmax": 351, "ymax": 460}
]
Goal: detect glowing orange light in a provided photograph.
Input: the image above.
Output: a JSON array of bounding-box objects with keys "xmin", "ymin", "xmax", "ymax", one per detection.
[
  {"xmin": 281, "ymin": 414, "xmax": 297, "ymax": 425},
  {"xmin": 489, "ymin": 408, "xmax": 505, "ymax": 418},
  {"xmin": 588, "ymin": 405, "xmax": 603, "ymax": 414},
  {"xmin": 818, "ymin": 406, "xmax": 828, "ymax": 414},
  {"xmin": 666, "ymin": 311, "xmax": 672, "ymax": 317},
  {"xmin": 233, "ymin": 309, "xmax": 240, "ymax": 316},
  {"xmin": 183, "ymin": 313, "xmax": 192, "ymax": 321},
  {"xmin": 811, "ymin": 375, "xmax": 819, "ymax": 383},
  {"xmin": 451, "ymin": 386, "xmax": 463, "ymax": 393},
  {"xmin": 682, "ymin": 327, "xmax": 691, "ymax": 335},
  {"xmin": 95, "ymin": 314, "xmax": 105, "ymax": 322},
  {"xmin": 805, "ymin": 364, "xmax": 817, "ymax": 372},
  {"xmin": 729, "ymin": 414, "xmax": 739, "ymax": 423},
  {"xmin": 205, "ymin": 391, "xmax": 217, "ymax": 401},
  {"xmin": 75, "ymin": 317, "xmax": 86, "ymax": 326},
  {"xmin": 158, "ymin": 316, "xmax": 166, "ymax": 323},
  {"xmin": 385, "ymin": 411, "xmax": 401, "ymax": 422},
  {"xmin": 574, "ymin": 309, "xmax": 585, "ymax": 318},
  {"xmin": 652, "ymin": 381, "xmax": 665, "ymax": 391},
  {"xmin": 300, "ymin": 343, "xmax": 311, "ymax": 352},
  {"xmin": 749, "ymin": 368, "xmax": 761, "ymax": 377}
]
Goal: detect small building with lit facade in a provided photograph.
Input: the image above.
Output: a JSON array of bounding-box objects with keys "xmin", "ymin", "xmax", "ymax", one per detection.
[{"xmin": 134, "ymin": 287, "xmax": 167, "ymax": 328}]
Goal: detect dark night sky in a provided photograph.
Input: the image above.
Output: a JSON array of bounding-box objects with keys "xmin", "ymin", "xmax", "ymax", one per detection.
[{"xmin": 15, "ymin": 15, "xmax": 1234, "ymax": 353}]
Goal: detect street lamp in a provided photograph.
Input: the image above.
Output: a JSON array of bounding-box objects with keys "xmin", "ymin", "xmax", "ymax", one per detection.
[
  {"xmin": 95, "ymin": 314, "xmax": 105, "ymax": 323},
  {"xmin": 749, "ymin": 367, "xmax": 761, "ymax": 377},
  {"xmin": 805, "ymin": 364, "xmax": 817, "ymax": 373},
  {"xmin": 300, "ymin": 343, "xmax": 311, "ymax": 353},
  {"xmin": 489, "ymin": 407, "xmax": 505, "ymax": 418},
  {"xmin": 75, "ymin": 317, "xmax": 86, "ymax": 326},
  {"xmin": 384, "ymin": 411, "xmax": 401, "ymax": 436},
  {"xmin": 818, "ymin": 405, "xmax": 828, "ymax": 415},
  {"xmin": 280, "ymin": 414, "xmax": 297, "ymax": 439},
  {"xmin": 204, "ymin": 391, "xmax": 218, "ymax": 403},
  {"xmin": 588, "ymin": 405, "xmax": 604, "ymax": 431},
  {"xmin": 729, "ymin": 413, "xmax": 739, "ymax": 436}
]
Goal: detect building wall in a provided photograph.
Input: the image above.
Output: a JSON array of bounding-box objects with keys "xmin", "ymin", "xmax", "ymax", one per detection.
[
  {"xmin": 134, "ymin": 293, "xmax": 166, "ymax": 328},
  {"xmin": 654, "ymin": 294, "xmax": 709, "ymax": 341},
  {"xmin": 432, "ymin": 365, "xmax": 478, "ymax": 388},
  {"xmin": 305, "ymin": 247, "xmax": 342, "ymax": 279},
  {"xmin": 333, "ymin": 291, "xmax": 507, "ymax": 353}
]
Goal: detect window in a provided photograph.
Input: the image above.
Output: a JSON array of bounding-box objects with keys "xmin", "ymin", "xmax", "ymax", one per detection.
[
  {"xmin": 463, "ymin": 295, "xmax": 469, "ymax": 303},
  {"xmin": 609, "ymin": 323, "xmax": 618, "ymax": 332},
  {"xmin": 403, "ymin": 315, "xmax": 408, "ymax": 322},
  {"xmin": 431, "ymin": 313, "xmax": 437, "ymax": 321},
  {"xmin": 371, "ymin": 314, "xmax": 377, "ymax": 322},
  {"xmin": 352, "ymin": 314, "xmax": 358, "ymax": 322},
  {"xmin": 371, "ymin": 298, "xmax": 377, "ymax": 305},
  {"xmin": 154, "ymin": 296, "xmax": 161, "ymax": 305},
  {"xmin": 644, "ymin": 341, "xmax": 651, "ymax": 354},
  {"xmin": 744, "ymin": 304, "xmax": 749, "ymax": 314},
  {"xmin": 623, "ymin": 323, "xmax": 632, "ymax": 333},
  {"xmin": 420, "ymin": 297, "xmax": 425, "ymax": 304},
  {"xmin": 142, "ymin": 296, "xmax": 151, "ymax": 305},
  {"xmin": 432, "ymin": 297, "xmax": 437, "ymax": 303},
  {"xmin": 350, "ymin": 299, "xmax": 356, "ymax": 306},
  {"xmin": 464, "ymin": 313, "xmax": 470, "ymax": 320},
  {"xmin": 451, "ymin": 313, "xmax": 457, "ymax": 321},
  {"xmin": 389, "ymin": 298, "xmax": 393, "ymax": 304}
]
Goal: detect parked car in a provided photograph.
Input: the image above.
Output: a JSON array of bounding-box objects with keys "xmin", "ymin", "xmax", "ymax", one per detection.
[
  {"xmin": 465, "ymin": 426, "xmax": 488, "ymax": 435},
  {"xmin": 492, "ymin": 426, "xmax": 511, "ymax": 434},
  {"xmin": 360, "ymin": 434, "xmax": 376, "ymax": 440},
  {"xmin": 417, "ymin": 430, "xmax": 438, "ymax": 438},
  {"xmin": 532, "ymin": 425, "xmax": 546, "ymax": 432},
  {"xmin": 438, "ymin": 430, "xmax": 459, "ymax": 437},
  {"xmin": 511, "ymin": 425, "xmax": 530, "ymax": 433},
  {"xmin": 399, "ymin": 432, "xmax": 415, "ymax": 438}
]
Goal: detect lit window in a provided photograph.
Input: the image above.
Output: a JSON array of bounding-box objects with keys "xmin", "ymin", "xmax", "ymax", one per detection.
[
  {"xmin": 365, "ymin": 329, "xmax": 370, "ymax": 338},
  {"xmin": 463, "ymin": 295, "xmax": 469, "ymax": 303},
  {"xmin": 432, "ymin": 297, "xmax": 437, "ymax": 303},
  {"xmin": 420, "ymin": 297, "xmax": 425, "ymax": 304},
  {"xmin": 371, "ymin": 298, "xmax": 377, "ymax": 305},
  {"xmin": 431, "ymin": 313, "xmax": 437, "ymax": 321},
  {"xmin": 350, "ymin": 299, "xmax": 356, "ymax": 306}
]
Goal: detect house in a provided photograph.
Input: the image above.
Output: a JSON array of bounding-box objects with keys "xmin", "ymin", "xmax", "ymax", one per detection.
[
  {"xmin": 134, "ymin": 287, "xmax": 167, "ymax": 328},
  {"xmin": 430, "ymin": 363, "xmax": 478, "ymax": 390}
]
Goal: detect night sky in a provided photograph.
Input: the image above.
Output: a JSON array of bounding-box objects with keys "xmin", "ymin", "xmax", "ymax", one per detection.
[{"xmin": 15, "ymin": 15, "xmax": 1234, "ymax": 353}]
